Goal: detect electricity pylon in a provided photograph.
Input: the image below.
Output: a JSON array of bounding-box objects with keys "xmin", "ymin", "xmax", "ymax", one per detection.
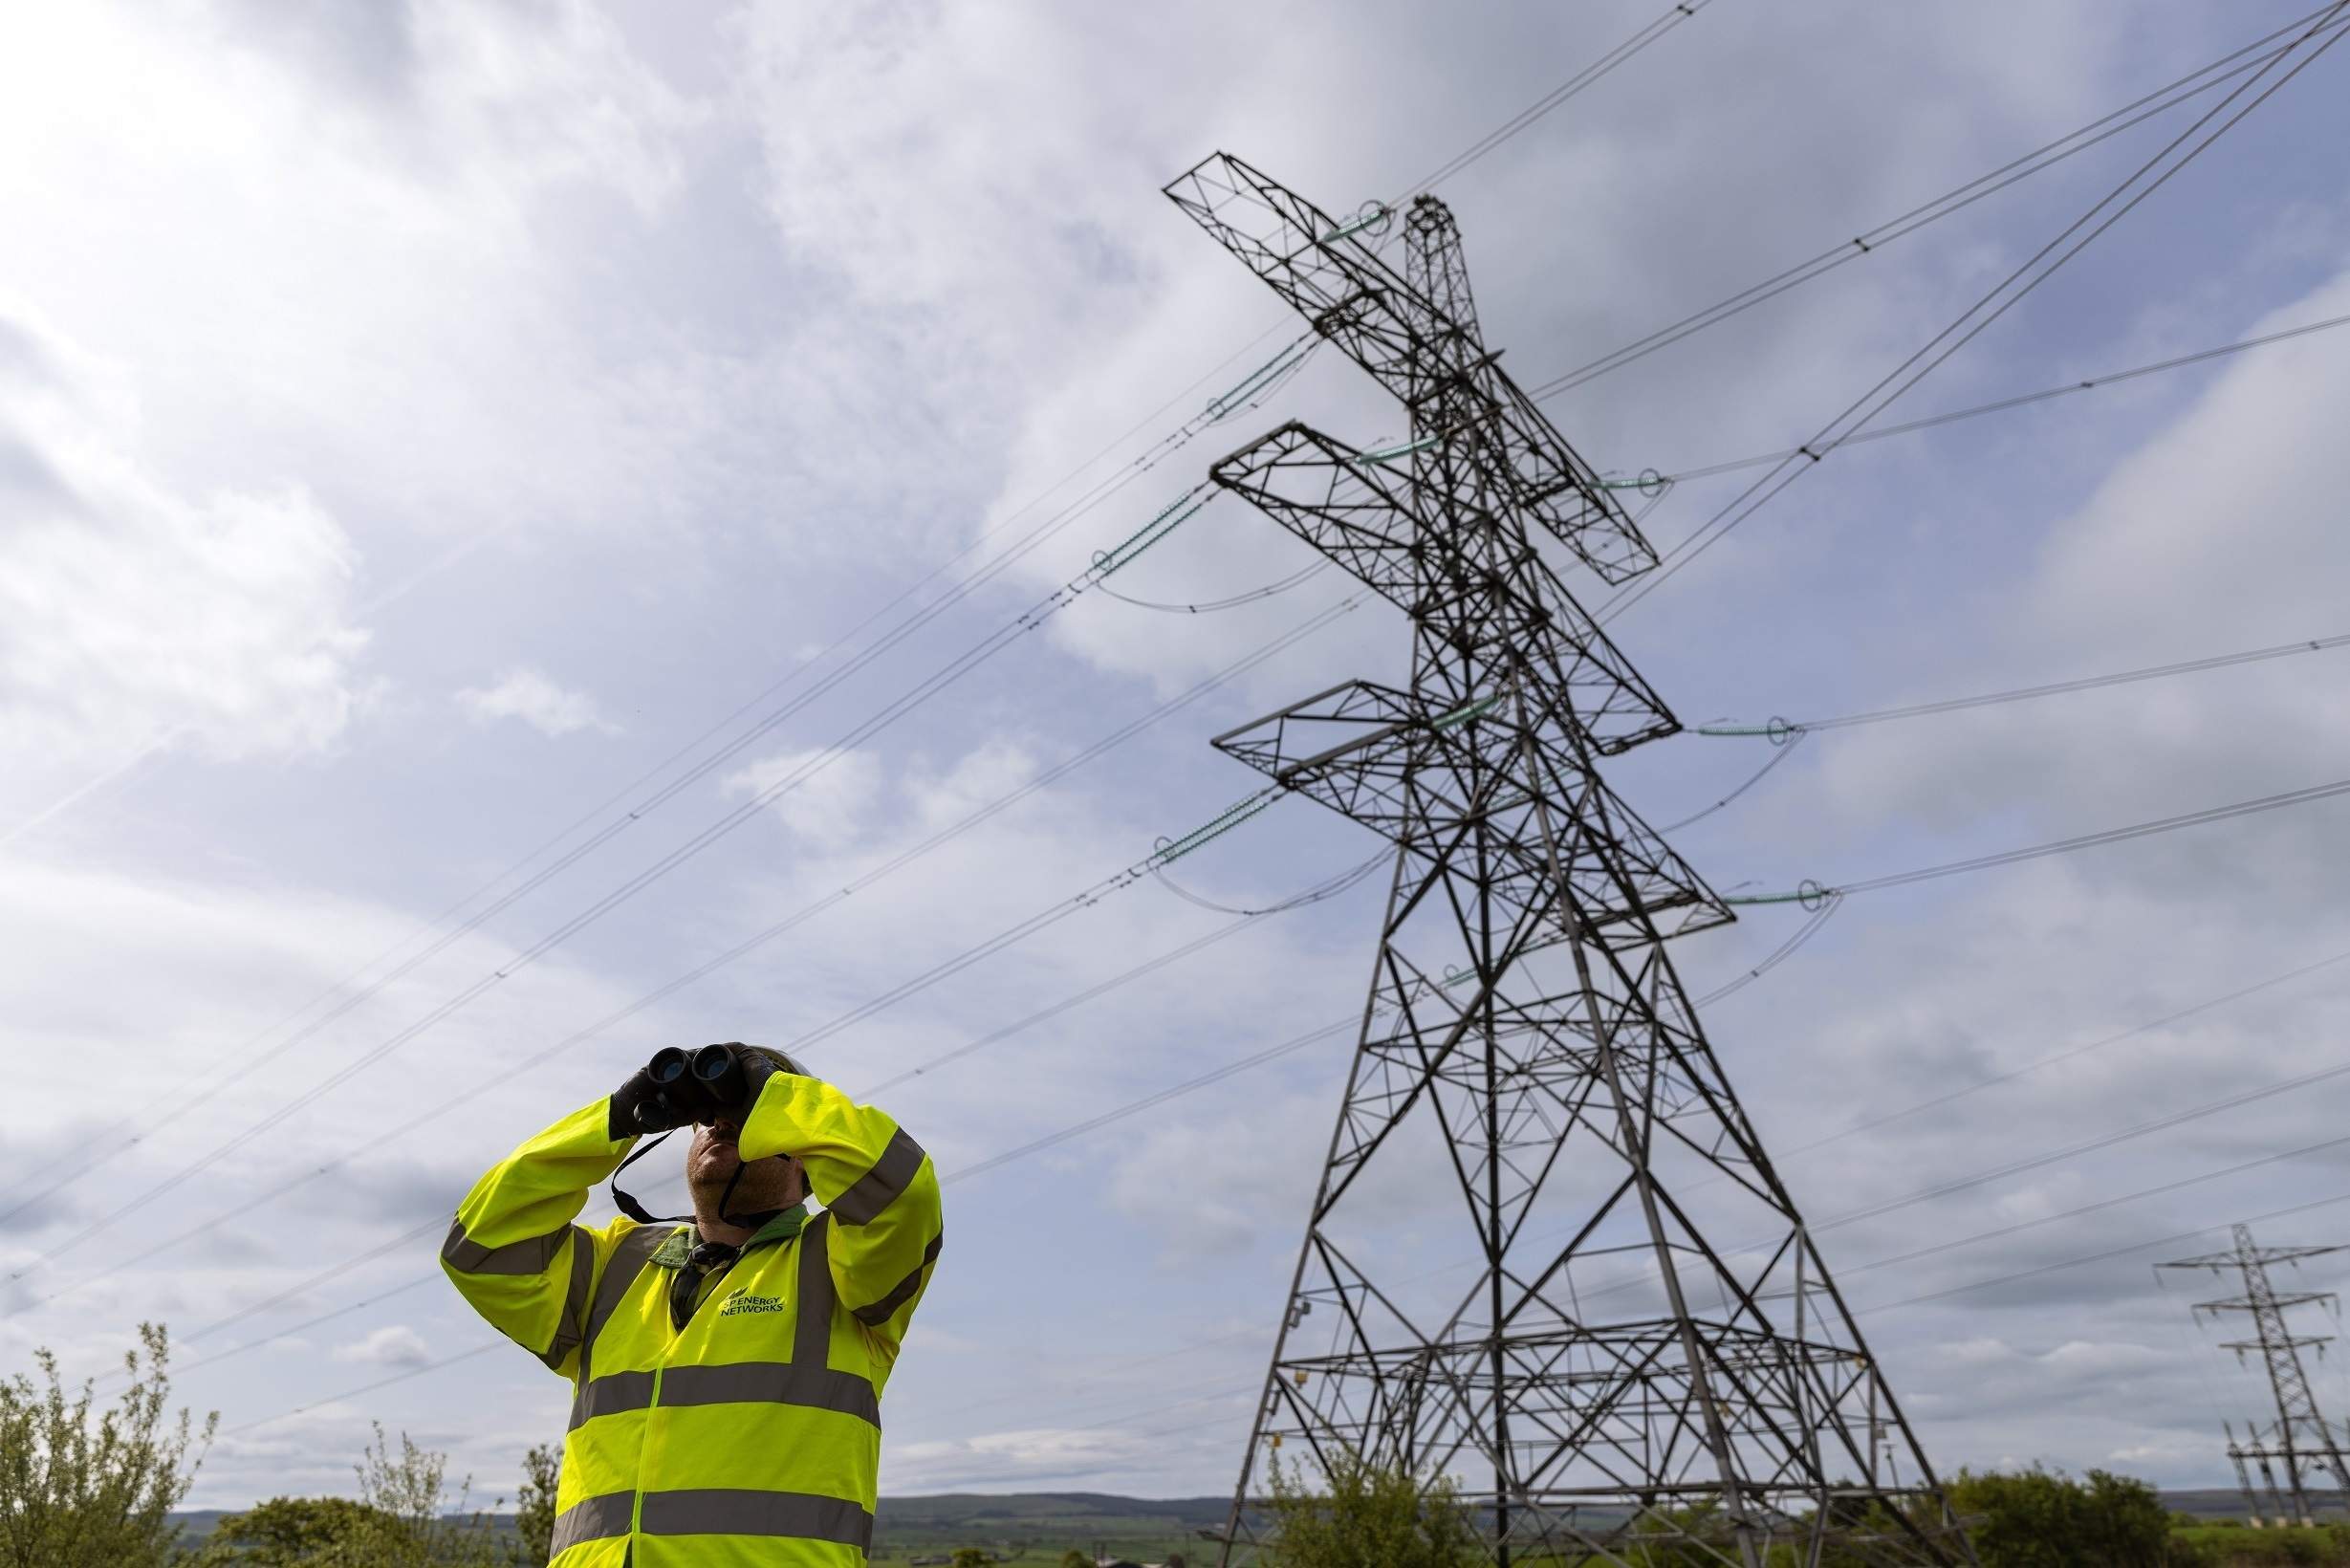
[
  {"xmin": 1165, "ymin": 152, "xmax": 1972, "ymax": 1567},
  {"xmin": 2163, "ymin": 1225, "xmax": 2350, "ymax": 1527}
]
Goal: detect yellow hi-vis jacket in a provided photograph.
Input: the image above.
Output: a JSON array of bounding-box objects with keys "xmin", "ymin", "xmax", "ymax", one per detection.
[{"xmin": 441, "ymin": 1072, "xmax": 942, "ymax": 1566}]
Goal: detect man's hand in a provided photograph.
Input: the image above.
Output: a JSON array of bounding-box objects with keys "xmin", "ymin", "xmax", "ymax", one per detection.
[{"xmin": 608, "ymin": 1054, "xmax": 698, "ymax": 1142}]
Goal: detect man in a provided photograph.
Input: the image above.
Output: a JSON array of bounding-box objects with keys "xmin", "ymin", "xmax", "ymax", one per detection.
[{"xmin": 442, "ymin": 1043, "xmax": 942, "ymax": 1566}]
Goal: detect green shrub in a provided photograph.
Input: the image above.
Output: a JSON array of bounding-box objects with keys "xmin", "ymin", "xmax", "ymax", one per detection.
[
  {"xmin": 1942, "ymin": 1465, "xmax": 2169, "ymax": 1567},
  {"xmin": 1263, "ymin": 1447, "xmax": 1478, "ymax": 1568}
]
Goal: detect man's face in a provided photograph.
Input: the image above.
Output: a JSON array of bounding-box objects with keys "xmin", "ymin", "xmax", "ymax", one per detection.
[{"xmin": 685, "ymin": 1116, "xmax": 801, "ymax": 1210}]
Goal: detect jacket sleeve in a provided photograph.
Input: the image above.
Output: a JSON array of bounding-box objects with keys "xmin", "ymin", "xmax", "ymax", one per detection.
[
  {"xmin": 441, "ymin": 1099, "xmax": 638, "ymax": 1379},
  {"xmin": 738, "ymin": 1074, "xmax": 943, "ymax": 1358}
]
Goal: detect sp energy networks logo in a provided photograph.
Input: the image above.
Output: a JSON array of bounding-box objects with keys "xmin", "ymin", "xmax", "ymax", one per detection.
[{"xmin": 719, "ymin": 1289, "xmax": 787, "ymax": 1318}]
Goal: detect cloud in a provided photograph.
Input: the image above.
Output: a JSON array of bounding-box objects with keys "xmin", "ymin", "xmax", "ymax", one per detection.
[
  {"xmin": 332, "ymin": 1324, "xmax": 432, "ymax": 1367},
  {"xmin": 455, "ymin": 668, "xmax": 619, "ymax": 737},
  {"xmin": 886, "ymin": 1426, "xmax": 1164, "ymax": 1492},
  {"xmin": 0, "ymin": 309, "xmax": 369, "ymax": 778},
  {"xmin": 722, "ymin": 747, "xmax": 886, "ymax": 847}
]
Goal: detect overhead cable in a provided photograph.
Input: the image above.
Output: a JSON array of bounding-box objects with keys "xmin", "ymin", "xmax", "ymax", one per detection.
[
  {"xmin": 1394, "ymin": 0, "xmax": 1721, "ymax": 200},
  {"xmin": 1529, "ymin": 4, "xmax": 2350, "ymax": 399},
  {"xmin": 1598, "ymin": 7, "xmax": 2350, "ymax": 622},
  {"xmin": 1699, "ymin": 627, "xmax": 2350, "ymax": 742},
  {"xmin": 1728, "ymin": 769, "xmax": 2350, "ymax": 905},
  {"xmin": 1663, "ymin": 308, "xmax": 2350, "ymax": 485}
]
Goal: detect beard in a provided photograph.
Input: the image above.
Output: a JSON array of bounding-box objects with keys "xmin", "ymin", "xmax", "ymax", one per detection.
[{"xmin": 685, "ymin": 1131, "xmax": 798, "ymax": 1211}]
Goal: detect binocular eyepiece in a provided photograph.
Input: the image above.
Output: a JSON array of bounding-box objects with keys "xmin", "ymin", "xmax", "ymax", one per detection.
[{"xmin": 637, "ymin": 1042, "xmax": 753, "ymax": 1131}]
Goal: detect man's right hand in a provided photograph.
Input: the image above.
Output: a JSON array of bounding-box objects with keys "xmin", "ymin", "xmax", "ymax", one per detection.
[{"xmin": 608, "ymin": 1056, "xmax": 697, "ymax": 1142}]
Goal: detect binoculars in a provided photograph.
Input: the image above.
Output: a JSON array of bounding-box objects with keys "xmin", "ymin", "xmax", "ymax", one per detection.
[{"xmin": 635, "ymin": 1042, "xmax": 755, "ymax": 1131}]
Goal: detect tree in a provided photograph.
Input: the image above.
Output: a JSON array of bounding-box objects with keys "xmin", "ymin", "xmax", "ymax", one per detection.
[
  {"xmin": 1262, "ymin": 1447, "xmax": 1478, "ymax": 1568},
  {"xmin": 511, "ymin": 1444, "xmax": 558, "ymax": 1567},
  {"xmin": 948, "ymin": 1549, "xmax": 992, "ymax": 1568},
  {"xmin": 1058, "ymin": 1551, "xmax": 1092, "ymax": 1568},
  {"xmin": 198, "ymin": 1497, "xmax": 399, "ymax": 1565},
  {"xmin": 1941, "ymin": 1466, "xmax": 2169, "ymax": 1568},
  {"xmin": 333, "ymin": 1424, "xmax": 506, "ymax": 1568},
  {"xmin": 0, "ymin": 1321, "xmax": 215, "ymax": 1568}
]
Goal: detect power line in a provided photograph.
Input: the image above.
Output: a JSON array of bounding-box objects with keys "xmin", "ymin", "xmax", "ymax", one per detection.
[
  {"xmin": 1857, "ymin": 1189, "xmax": 2350, "ymax": 1317},
  {"xmin": 1781, "ymin": 943, "xmax": 2350, "ymax": 1159},
  {"xmin": 1395, "ymin": 0, "xmax": 1721, "ymax": 199},
  {"xmin": 1698, "ymin": 626, "xmax": 2350, "ymax": 740},
  {"xmin": 1527, "ymin": 4, "xmax": 2350, "ymax": 399},
  {"xmin": 219, "ymin": 1342, "xmax": 503, "ymax": 1440},
  {"xmin": 1662, "ymin": 308, "xmax": 2350, "ymax": 485},
  {"xmin": 1597, "ymin": 6, "xmax": 2350, "ymax": 623},
  {"xmin": 1728, "ymin": 769, "xmax": 2350, "ymax": 904}
]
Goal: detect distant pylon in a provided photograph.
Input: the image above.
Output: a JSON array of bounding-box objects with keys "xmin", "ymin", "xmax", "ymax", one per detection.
[
  {"xmin": 2163, "ymin": 1224, "xmax": 2350, "ymax": 1527},
  {"xmin": 1165, "ymin": 150, "xmax": 1973, "ymax": 1568}
]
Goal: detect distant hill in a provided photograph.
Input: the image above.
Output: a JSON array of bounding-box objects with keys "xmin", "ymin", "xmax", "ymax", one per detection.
[{"xmin": 170, "ymin": 1493, "xmax": 1236, "ymax": 1557}]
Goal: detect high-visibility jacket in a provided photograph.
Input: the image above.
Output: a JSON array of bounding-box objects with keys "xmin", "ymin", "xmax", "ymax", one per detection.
[{"xmin": 441, "ymin": 1072, "xmax": 942, "ymax": 1566}]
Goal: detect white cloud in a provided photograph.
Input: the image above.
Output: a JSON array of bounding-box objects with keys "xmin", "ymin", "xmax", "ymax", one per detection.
[
  {"xmin": 333, "ymin": 1324, "xmax": 433, "ymax": 1367},
  {"xmin": 886, "ymin": 1426, "xmax": 1163, "ymax": 1492},
  {"xmin": 455, "ymin": 668, "xmax": 618, "ymax": 737},
  {"xmin": 0, "ymin": 310, "xmax": 369, "ymax": 780},
  {"xmin": 722, "ymin": 747, "xmax": 886, "ymax": 847}
]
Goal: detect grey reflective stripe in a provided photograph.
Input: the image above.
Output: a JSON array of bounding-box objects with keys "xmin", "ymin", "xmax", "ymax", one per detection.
[
  {"xmin": 548, "ymin": 1491, "xmax": 634, "ymax": 1556},
  {"xmin": 638, "ymin": 1488, "xmax": 873, "ymax": 1551},
  {"xmin": 441, "ymin": 1215, "xmax": 573, "ymax": 1275},
  {"xmin": 659, "ymin": 1360, "xmax": 880, "ymax": 1428},
  {"xmin": 852, "ymin": 1231, "xmax": 943, "ymax": 1328},
  {"xmin": 569, "ymin": 1368, "xmax": 656, "ymax": 1430},
  {"xmin": 826, "ymin": 1127, "xmax": 926, "ymax": 1226},
  {"xmin": 794, "ymin": 1213, "xmax": 834, "ymax": 1367},
  {"xmin": 537, "ymin": 1229, "xmax": 597, "ymax": 1372},
  {"xmin": 579, "ymin": 1225, "xmax": 672, "ymax": 1384}
]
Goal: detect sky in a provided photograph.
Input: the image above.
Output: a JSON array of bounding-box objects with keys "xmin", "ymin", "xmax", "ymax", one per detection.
[{"xmin": 5, "ymin": 0, "xmax": 2350, "ymax": 1516}]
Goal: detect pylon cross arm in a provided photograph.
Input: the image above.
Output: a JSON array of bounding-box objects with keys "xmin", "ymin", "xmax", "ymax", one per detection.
[
  {"xmin": 1164, "ymin": 149, "xmax": 1658, "ymax": 584},
  {"xmin": 1209, "ymin": 419, "xmax": 1679, "ymax": 755},
  {"xmin": 1209, "ymin": 679, "xmax": 1730, "ymax": 944}
]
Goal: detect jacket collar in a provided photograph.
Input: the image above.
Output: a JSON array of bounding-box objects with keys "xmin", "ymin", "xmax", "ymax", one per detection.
[{"xmin": 649, "ymin": 1204, "xmax": 809, "ymax": 1271}]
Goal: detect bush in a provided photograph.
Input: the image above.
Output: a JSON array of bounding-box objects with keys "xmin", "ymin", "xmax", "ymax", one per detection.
[
  {"xmin": 198, "ymin": 1426, "xmax": 509, "ymax": 1567},
  {"xmin": 1263, "ymin": 1447, "xmax": 1478, "ymax": 1568},
  {"xmin": 1942, "ymin": 1466, "xmax": 2170, "ymax": 1567},
  {"xmin": 0, "ymin": 1321, "xmax": 214, "ymax": 1568},
  {"xmin": 199, "ymin": 1497, "xmax": 401, "ymax": 1565}
]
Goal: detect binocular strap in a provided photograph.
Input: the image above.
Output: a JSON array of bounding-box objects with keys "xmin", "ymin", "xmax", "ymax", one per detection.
[
  {"xmin": 609, "ymin": 1131, "xmax": 688, "ymax": 1226},
  {"xmin": 608, "ymin": 1132, "xmax": 777, "ymax": 1231}
]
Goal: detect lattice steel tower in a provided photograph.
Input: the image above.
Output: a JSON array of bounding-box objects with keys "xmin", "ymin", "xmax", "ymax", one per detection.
[
  {"xmin": 2163, "ymin": 1225, "xmax": 2350, "ymax": 1527},
  {"xmin": 1166, "ymin": 153, "xmax": 1972, "ymax": 1566}
]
